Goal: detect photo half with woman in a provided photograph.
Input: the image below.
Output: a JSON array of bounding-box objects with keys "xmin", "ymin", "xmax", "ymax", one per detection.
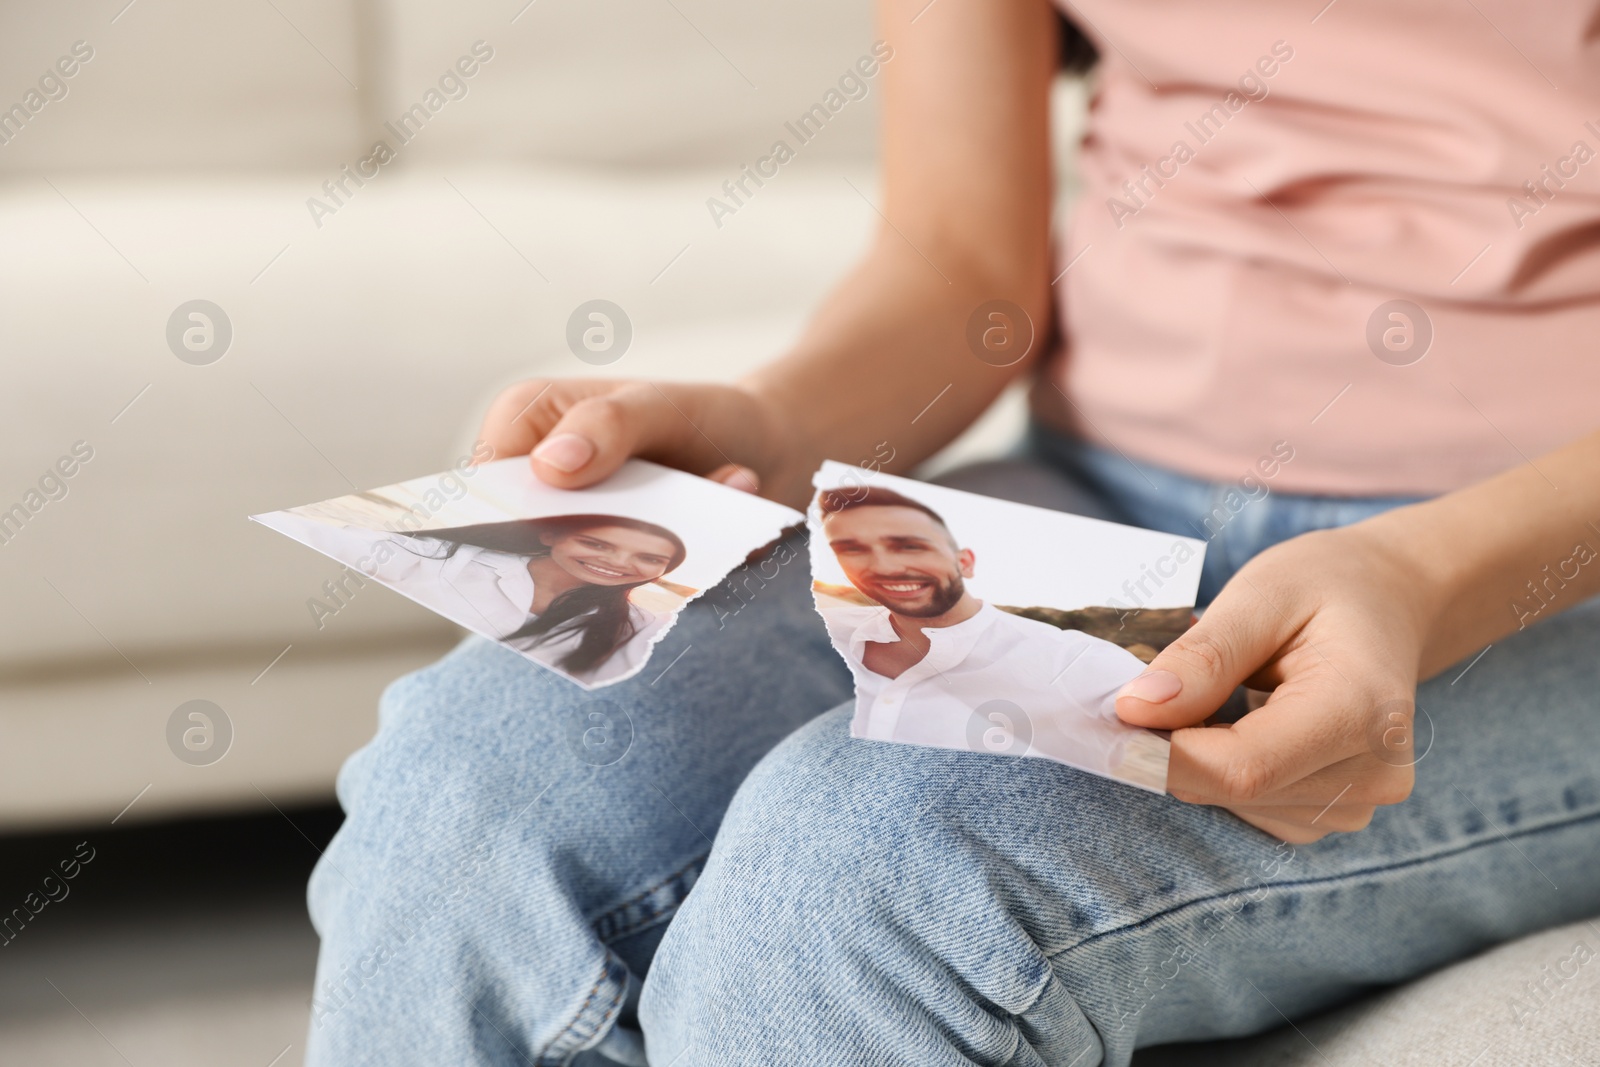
[{"xmin": 253, "ymin": 456, "xmax": 803, "ymax": 688}]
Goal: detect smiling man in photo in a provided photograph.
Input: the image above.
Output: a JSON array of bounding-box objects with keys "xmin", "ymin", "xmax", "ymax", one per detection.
[{"xmin": 813, "ymin": 484, "xmax": 1164, "ymax": 789}]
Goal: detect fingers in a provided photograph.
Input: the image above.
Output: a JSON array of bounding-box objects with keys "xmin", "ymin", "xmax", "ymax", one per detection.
[
  {"xmin": 1130, "ymin": 530, "xmax": 1429, "ymax": 842},
  {"xmin": 529, "ymin": 383, "xmax": 691, "ymax": 488},
  {"xmin": 1170, "ymin": 737, "xmax": 1412, "ymax": 809},
  {"xmin": 1227, "ymin": 808, "xmax": 1344, "ymax": 845},
  {"xmin": 1167, "ymin": 679, "xmax": 1350, "ymax": 801},
  {"xmin": 1115, "ymin": 579, "xmax": 1295, "ymax": 730},
  {"xmin": 1230, "ymin": 801, "xmax": 1377, "ymax": 833},
  {"xmin": 475, "ymin": 379, "xmax": 566, "ymax": 462},
  {"xmin": 706, "ymin": 464, "xmax": 761, "ymax": 494},
  {"xmin": 1170, "ymin": 674, "xmax": 1420, "ymax": 800},
  {"xmin": 476, "ymin": 378, "xmax": 626, "ymax": 469},
  {"xmin": 475, "ymin": 379, "xmax": 733, "ymax": 489},
  {"xmin": 1165, "ymin": 683, "xmax": 1415, "ymax": 842}
]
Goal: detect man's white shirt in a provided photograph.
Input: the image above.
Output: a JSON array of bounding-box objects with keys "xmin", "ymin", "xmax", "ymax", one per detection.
[{"xmin": 821, "ymin": 601, "xmax": 1149, "ymax": 774}]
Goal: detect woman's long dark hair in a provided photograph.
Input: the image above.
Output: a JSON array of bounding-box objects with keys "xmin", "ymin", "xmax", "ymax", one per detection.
[{"xmin": 397, "ymin": 514, "xmax": 687, "ymax": 675}]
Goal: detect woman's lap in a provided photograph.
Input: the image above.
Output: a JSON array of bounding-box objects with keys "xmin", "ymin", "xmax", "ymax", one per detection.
[
  {"xmin": 304, "ymin": 435, "xmax": 1600, "ymax": 1065},
  {"xmin": 640, "ymin": 596, "xmax": 1600, "ymax": 1064},
  {"xmin": 304, "ymin": 536, "xmax": 852, "ymax": 1065}
]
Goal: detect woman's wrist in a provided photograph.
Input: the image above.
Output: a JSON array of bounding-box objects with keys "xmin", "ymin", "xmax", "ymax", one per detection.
[
  {"xmin": 1343, "ymin": 501, "xmax": 1464, "ymax": 674},
  {"xmin": 1354, "ymin": 429, "xmax": 1600, "ymax": 678},
  {"xmin": 734, "ymin": 376, "xmax": 827, "ymax": 509}
]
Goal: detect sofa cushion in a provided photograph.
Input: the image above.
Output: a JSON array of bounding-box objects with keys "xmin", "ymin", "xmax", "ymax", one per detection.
[
  {"xmin": 0, "ymin": 163, "xmax": 875, "ymax": 668},
  {"xmin": 373, "ymin": 0, "xmax": 881, "ymax": 168},
  {"xmin": 1134, "ymin": 916, "xmax": 1600, "ymax": 1065},
  {"xmin": 0, "ymin": 0, "xmax": 364, "ymax": 173}
]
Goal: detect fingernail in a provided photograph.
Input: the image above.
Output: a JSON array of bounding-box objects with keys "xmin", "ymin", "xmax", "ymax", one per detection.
[
  {"xmin": 1117, "ymin": 669, "xmax": 1183, "ymax": 704},
  {"xmin": 532, "ymin": 433, "xmax": 594, "ymax": 473},
  {"xmin": 711, "ymin": 465, "xmax": 760, "ymax": 494}
]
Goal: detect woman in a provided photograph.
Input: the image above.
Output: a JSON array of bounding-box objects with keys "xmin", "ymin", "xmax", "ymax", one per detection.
[
  {"xmin": 305, "ymin": 2, "xmax": 1600, "ymax": 1065},
  {"xmin": 290, "ymin": 512, "xmax": 686, "ymax": 686}
]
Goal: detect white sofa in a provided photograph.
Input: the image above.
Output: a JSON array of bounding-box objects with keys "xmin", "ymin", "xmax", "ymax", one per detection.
[
  {"xmin": 1, "ymin": 1, "xmax": 1589, "ymax": 1062},
  {"xmin": 0, "ymin": 0, "xmax": 1035, "ymax": 830}
]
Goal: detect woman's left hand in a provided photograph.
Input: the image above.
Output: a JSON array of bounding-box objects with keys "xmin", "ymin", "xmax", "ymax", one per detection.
[{"xmin": 1114, "ymin": 523, "xmax": 1438, "ymax": 843}]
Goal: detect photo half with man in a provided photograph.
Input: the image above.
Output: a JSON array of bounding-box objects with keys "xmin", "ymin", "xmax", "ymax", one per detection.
[{"xmin": 807, "ymin": 461, "xmax": 1206, "ymax": 794}]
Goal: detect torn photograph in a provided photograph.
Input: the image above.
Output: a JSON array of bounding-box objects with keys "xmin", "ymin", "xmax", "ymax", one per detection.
[
  {"xmin": 807, "ymin": 461, "xmax": 1206, "ymax": 793},
  {"xmin": 253, "ymin": 456, "xmax": 802, "ymax": 688}
]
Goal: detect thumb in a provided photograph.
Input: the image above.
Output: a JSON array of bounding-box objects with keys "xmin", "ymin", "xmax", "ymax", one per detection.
[
  {"xmin": 1114, "ymin": 589, "xmax": 1280, "ymax": 730},
  {"xmin": 706, "ymin": 464, "xmax": 761, "ymax": 494},
  {"xmin": 527, "ymin": 384, "xmax": 682, "ymax": 489}
]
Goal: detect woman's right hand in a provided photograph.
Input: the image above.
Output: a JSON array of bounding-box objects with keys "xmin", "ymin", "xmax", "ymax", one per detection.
[
  {"xmin": 474, "ymin": 377, "xmax": 807, "ymax": 503},
  {"xmin": 476, "ymin": 0, "xmax": 1064, "ymax": 510}
]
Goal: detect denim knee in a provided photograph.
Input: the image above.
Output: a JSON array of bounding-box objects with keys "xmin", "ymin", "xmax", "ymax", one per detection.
[
  {"xmin": 307, "ymin": 636, "xmax": 715, "ymax": 1063},
  {"xmin": 311, "ymin": 635, "xmax": 716, "ymax": 935},
  {"xmin": 639, "ymin": 705, "xmax": 1124, "ymax": 1065}
]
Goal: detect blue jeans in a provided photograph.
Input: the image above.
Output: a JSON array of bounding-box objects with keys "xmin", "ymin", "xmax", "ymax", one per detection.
[{"xmin": 304, "ymin": 428, "xmax": 1600, "ymax": 1066}]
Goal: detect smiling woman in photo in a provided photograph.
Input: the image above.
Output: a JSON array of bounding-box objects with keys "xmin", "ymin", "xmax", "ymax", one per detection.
[
  {"xmin": 393, "ymin": 515, "xmax": 688, "ymax": 683},
  {"xmin": 274, "ymin": 511, "xmax": 688, "ymax": 686}
]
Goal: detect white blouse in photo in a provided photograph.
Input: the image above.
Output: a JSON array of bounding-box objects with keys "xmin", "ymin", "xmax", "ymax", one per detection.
[{"xmin": 273, "ymin": 516, "xmax": 668, "ymax": 687}]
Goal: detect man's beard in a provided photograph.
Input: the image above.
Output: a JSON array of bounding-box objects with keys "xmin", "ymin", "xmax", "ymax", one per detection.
[{"xmin": 866, "ymin": 573, "xmax": 966, "ymax": 618}]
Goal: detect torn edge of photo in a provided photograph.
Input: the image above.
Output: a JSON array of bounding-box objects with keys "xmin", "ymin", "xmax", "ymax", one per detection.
[
  {"xmin": 252, "ymin": 456, "xmax": 802, "ymax": 689},
  {"xmin": 806, "ymin": 460, "xmax": 1206, "ymax": 794}
]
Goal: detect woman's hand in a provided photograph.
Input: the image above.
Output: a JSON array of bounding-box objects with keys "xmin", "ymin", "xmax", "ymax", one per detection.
[
  {"xmin": 473, "ymin": 0, "xmax": 1061, "ymax": 510},
  {"xmin": 1114, "ymin": 524, "xmax": 1440, "ymax": 843},
  {"xmin": 474, "ymin": 377, "xmax": 813, "ymax": 505},
  {"xmin": 1115, "ymin": 426, "xmax": 1600, "ymax": 843}
]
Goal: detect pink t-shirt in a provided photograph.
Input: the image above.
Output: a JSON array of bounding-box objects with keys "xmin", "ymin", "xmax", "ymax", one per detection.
[{"xmin": 1044, "ymin": 0, "xmax": 1600, "ymax": 495}]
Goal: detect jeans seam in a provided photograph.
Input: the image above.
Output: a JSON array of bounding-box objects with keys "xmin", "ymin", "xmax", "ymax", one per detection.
[
  {"xmin": 536, "ymin": 952, "xmax": 630, "ymax": 1066},
  {"xmin": 1044, "ymin": 806, "xmax": 1600, "ymax": 963},
  {"xmin": 590, "ymin": 851, "xmax": 709, "ymax": 945},
  {"xmin": 532, "ymin": 856, "xmax": 709, "ymax": 1063}
]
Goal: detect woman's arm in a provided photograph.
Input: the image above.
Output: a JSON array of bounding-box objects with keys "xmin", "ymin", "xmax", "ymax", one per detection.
[
  {"xmin": 1116, "ymin": 428, "xmax": 1600, "ymax": 843},
  {"xmin": 740, "ymin": 0, "xmax": 1059, "ymax": 500},
  {"xmin": 1384, "ymin": 429, "xmax": 1600, "ymax": 676},
  {"xmin": 476, "ymin": 0, "xmax": 1061, "ymax": 509}
]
